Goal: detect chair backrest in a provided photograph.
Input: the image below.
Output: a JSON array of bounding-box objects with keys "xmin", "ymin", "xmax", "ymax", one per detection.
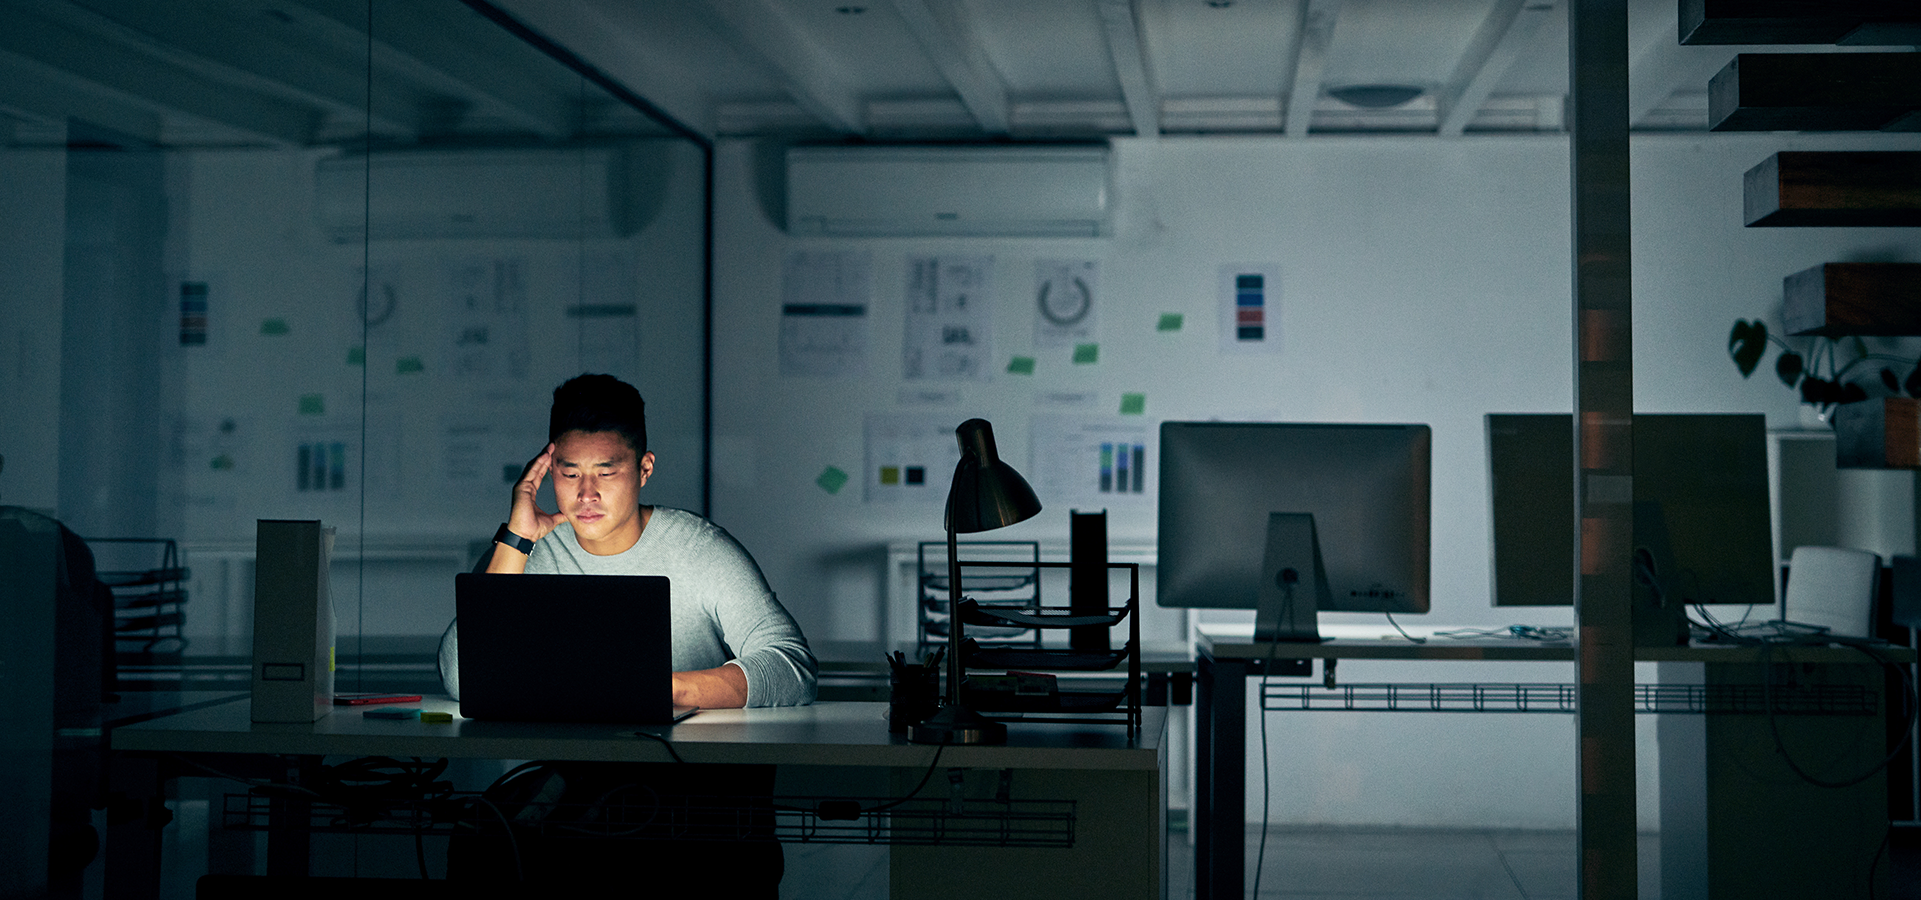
[{"xmin": 1783, "ymin": 545, "xmax": 1882, "ymax": 640}]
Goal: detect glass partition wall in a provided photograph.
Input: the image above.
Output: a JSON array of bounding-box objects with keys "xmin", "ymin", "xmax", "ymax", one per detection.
[{"xmin": 0, "ymin": 0, "xmax": 709, "ymax": 677}]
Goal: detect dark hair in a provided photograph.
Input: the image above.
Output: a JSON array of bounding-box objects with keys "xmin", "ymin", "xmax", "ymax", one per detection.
[{"xmin": 548, "ymin": 374, "xmax": 647, "ymax": 455}]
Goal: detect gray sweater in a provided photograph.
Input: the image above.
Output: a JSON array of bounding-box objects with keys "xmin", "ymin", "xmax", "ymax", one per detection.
[{"xmin": 439, "ymin": 507, "xmax": 817, "ymax": 707}]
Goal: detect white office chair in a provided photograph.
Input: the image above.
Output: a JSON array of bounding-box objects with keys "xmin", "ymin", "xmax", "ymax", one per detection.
[{"xmin": 1782, "ymin": 545, "xmax": 1882, "ymax": 640}]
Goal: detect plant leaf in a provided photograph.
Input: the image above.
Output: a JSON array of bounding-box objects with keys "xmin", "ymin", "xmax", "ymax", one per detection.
[
  {"xmin": 1840, "ymin": 381, "xmax": 1870, "ymax": 405},
  {"xmin": 1775, "ymin": 350, "xmax": 1804, "ymax": 388},
  {"xmin": 1884, "ymin": 368, "xmax": 1902, "ymax": 392},
  {"xmin": 1728, "ymin": 320, "xmax": 1767, "ymax": 378},
  {"xmin": 1800, "ymin": 376, "xmax": 1834, "ymax": 406}
]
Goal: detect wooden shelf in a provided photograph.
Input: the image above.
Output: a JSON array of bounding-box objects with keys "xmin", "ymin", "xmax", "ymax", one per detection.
[
  {"xmin": 1836, "ymin": 397, "xmax": 1921, "ymax": 469},
  {"xmin": 1744, "ymin": 151, "xmax": 1921, "ymax": 226},
  {"xmin": 1783, "ymin": 262, "xmax": 1921, "ymax": 336},
  {"xmin": 1681, "ymin": 0, "xmax": 1921, "ymax": 46},
  {"xmin": 1709, "ymin": 53, "xmax": 1921, "ymax": 132}
]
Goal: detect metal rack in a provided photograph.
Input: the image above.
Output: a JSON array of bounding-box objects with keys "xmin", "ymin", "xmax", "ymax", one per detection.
[
  {"xmin": 916, "ymin": 540, "xmax": 1041, "ymax": 654},
  {"xmin": 222, "ymin": 791, "xmax": 1075, "ymax": 848},
  {"xmin": 951, "ymin": 559, "xmax": 1144, "ymax": 735},
  {"xmin": 87, "ymin": 537, "xmax": 190, "ymax": 677},
  {"xmin": 1260, "ymin": 681, "xmax": 1879, "ymax": 715}
]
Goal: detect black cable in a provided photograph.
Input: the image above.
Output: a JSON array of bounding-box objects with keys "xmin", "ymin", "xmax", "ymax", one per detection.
[
  {"xmin": 1759, "ymin": 640, "xmax": 1918, "ymax": 790},
  {"xmin": 1382, "ymin": 611, "xmax": 1426, "ymax": 643},
  {"xmin": 861, "ymin": 742, "xmax": 949, "ymax": 813},
  {"xmin": 1251, "ymin": 583, "xmax": 1291, "ymax": 899},
  {"xmin": 770, "ymin": 741, "xmax": 949, "ymax": 819},
  {"xmin": 627, "ymin": 728, "xmax": 686, "ymax": 764}
]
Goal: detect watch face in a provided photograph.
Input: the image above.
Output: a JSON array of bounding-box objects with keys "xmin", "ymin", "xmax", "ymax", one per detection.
[{"xmin": 1038, "ymin": 275, "xmax": 1092, "ymax": 326}]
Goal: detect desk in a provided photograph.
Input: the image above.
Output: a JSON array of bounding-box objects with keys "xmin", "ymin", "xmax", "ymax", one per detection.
[
  {"xmin": 110, "ymin": 698, "xmax": 1168, "ymax": 900},
  {"xmin": 1193, "ymin": 627, "xmax": 1909, "ymax": 900}
]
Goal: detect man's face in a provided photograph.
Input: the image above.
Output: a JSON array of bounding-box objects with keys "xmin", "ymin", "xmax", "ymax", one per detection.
[{"xmin": 551, "ymin": 429, "xmax": 653, "ymax": 555}]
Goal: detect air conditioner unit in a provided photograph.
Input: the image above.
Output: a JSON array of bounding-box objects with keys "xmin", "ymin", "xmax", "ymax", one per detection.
[
  {"xmin": 786, "ymin": 145, "xmax": 1111, "ymax": 237},
  {"xmin": 315, "ymin": 145, "xmax": 662, "ymax": 241}
]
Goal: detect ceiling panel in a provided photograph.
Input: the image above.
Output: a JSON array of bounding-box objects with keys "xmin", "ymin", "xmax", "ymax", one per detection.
[{"xmin": 7, "ymin": 0, "xmax": 1871, "ymax": 150}]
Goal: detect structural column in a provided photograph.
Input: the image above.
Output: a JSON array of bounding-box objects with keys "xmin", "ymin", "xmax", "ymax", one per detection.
[{"xmin": 1569, "ymin": 1, "xmax": 1638, "ymax": 897}]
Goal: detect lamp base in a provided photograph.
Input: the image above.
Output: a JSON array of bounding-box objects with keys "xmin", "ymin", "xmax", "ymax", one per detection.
[{"xmin": 906, "ymin": 704, "xmax": 1006, "ymax": 745}]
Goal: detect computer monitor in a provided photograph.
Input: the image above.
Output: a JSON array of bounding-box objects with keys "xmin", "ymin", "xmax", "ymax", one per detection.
[
  {"xmin": 1486, "ymin": 413, "xmax": 1775, "ymax": 613},
  {"xmin": 1156, "ymin": 422, "xmax": 1432, "ymax": 621}
]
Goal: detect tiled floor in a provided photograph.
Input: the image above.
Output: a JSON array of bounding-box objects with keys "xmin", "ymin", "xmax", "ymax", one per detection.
[{"xmin": 780, "ymin": 826, "xmax": 1662, "ymax": 899}]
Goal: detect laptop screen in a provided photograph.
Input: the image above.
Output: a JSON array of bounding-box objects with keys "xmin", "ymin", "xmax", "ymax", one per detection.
[{"xmin": 454, "ymin": 572, "xmax": 686, "ymax": 724}]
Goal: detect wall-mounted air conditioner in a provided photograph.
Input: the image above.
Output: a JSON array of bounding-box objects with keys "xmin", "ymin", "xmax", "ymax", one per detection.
[
  {"xmin": 786, "ymin": 145, "xmax": 1111, "ymax": 237},
  {"xmin": 315, "ymin": 144, "xmax": 666, "ymax": 241}
]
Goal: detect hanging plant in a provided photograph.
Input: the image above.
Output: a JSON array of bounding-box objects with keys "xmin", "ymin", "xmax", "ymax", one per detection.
[{"xmin": 1728, "ymin": 319, "xmax": 1921, "ymax": 412}]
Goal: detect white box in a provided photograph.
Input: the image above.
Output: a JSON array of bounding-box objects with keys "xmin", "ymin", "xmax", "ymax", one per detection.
[{"xmin": 250, "ymin": 519, "xmax": 335, "ymax": 723}]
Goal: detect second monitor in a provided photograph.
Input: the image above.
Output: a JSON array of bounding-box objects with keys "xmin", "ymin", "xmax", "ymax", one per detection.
[
  {"xmin": 1157, "ymin": 421, "xmax": 1432, "ymax": 641},
  {"xmin": 1486, "ymin": 413, "xmax": 1775, "ymax": 632}
]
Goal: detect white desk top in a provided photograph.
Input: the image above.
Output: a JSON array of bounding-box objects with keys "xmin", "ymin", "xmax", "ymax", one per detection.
[{"xmin": 111, "ymin": 697, "xmax": 1166, "ymax": 771}]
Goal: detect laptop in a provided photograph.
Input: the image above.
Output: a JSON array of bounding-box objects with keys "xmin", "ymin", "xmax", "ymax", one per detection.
[{"xmin": 454, "ymin": 572, "xmax": 698, "ymax": 725}]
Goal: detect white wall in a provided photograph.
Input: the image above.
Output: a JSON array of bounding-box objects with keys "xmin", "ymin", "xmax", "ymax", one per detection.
[
  {"xmin": 0, "ymin": 149, "xmax": 68, "ymax": 514},
  {"xmin": 710, "ymin": 131, "xmax": 1921, "ymax": 829},
  {"xmin": 127, "ymin": 141, "xmax": 706, "ymax": 640}
]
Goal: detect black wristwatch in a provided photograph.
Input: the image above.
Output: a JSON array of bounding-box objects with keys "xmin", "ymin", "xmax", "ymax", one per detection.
[{"xmin": 493, "ymin": 523, "xmax": 536, "ymax": 555}]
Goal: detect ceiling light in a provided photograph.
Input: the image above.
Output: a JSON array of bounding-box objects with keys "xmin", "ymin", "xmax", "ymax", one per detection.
[{"xmin": 1326, "ymin": 84, "xmax": 1425, "ymax": 109}]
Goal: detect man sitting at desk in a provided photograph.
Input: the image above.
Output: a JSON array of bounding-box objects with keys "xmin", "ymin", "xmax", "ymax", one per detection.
[{"xmin": 438, "ymin": 372, "xmax": 817, "ymax": 708}]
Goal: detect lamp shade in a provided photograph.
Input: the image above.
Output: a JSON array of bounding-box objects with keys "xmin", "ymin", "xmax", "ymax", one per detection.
[{"xmin": 944, "ymin": 418, "xmax": 1042, "ymax": 534}]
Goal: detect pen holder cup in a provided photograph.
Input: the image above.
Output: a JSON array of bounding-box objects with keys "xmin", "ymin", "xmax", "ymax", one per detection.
[{"xmin": 888, "ymin": 666, "xmax": 940, "ymax": 734}]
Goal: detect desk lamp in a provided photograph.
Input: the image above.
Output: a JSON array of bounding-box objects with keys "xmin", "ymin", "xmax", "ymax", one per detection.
[{"xmin": 908, "ymin": 418, "xmax": 1042, "ymax": 745}]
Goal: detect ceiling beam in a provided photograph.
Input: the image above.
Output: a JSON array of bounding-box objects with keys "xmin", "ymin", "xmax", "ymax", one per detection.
[
  {"xmin": 283, "ymin": 0, "xmax": 574, "ymax": 139},
  {"xmin": 690, "ymin": 0, "xmax": 867, "ymax": 135},
  {"xmin": 889, "ymin": 0, "xmax": 1010, "ymax": 135},
  {"xmin": 1284, "ymin": 0, "xmax": 1342, "ymax": 138},
  {"xmin": 1626, "ymin": 20, "xmax": 1734, "ymax": 127},
  {"xmin": 0, "ymin": 2, "xmax": 316, "ymax": 146},
  {"xmin": 0, "ymin": 50, "xmax": 165, "ymax": 144},
  {"xmin": 1097, "ymin": 0, "xmax": 1161, "ymax": 137},
  {"xmin": 58, "ymin": 0, "xmax": 416, "ymax": 138},
  {"xmin": 1438, "ymin": 0, "xmax": 1556, "ymax": 136},
  {"xmin": 486, "ymin": 0, "xmax": 715, "ymax": 140}
]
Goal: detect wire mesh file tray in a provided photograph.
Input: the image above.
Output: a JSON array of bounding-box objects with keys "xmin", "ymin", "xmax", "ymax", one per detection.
[
  {"xmin": 918, "ymin": 540, "xmax": 1042, "ymax": 652},
  {"xmin": 948, "ymin": 559, "xmax": 1144, "ymax": 734},
  {"xmin": 88, "ymin": 536, "xmax": 190, "ymax": 680}
]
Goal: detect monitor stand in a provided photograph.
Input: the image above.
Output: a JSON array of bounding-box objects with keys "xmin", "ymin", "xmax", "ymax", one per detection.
[{"xmin": 1254, "ymin": 512, "xmax": 1330, "ymax": 643}]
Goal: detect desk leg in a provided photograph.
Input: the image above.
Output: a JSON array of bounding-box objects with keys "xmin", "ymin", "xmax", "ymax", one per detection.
[
  {"xmin": 264, "ymin": 757, "xmax": 314, "ymax": 878},
  {"xmin": 1195, "ymin": 655, "xmax": 1248, "ymax": 900},
  {"xmin": 103, "ymin": 754, "xmax": 164, "ymax": 900}
]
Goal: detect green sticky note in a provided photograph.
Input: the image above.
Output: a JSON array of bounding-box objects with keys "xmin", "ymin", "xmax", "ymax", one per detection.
[
  {"xmin": 346, "ymin": 346, "xmax": 365, "ymax": 366},
  {"xmin": 1157, "ymin": 313, "xmax": 1184, "ymax": 332},
  {"xmin": 1073, "ymin": 343, "xmax": 1099, "ymax": 365},
  {"xmin": 1119, "ymin": 393, "xmax": 1146, "ymax": 415},
  {"xmin": 261, "ymin": 318, "xmax": 290, "ymax": 336},
  {"xmin": 298, "ymin": 394, "xmax": 325, "ymax": 416},
  {"xmin": 817, "ymin": 466, "xmax": 850, "ymax": 495},
  {"xmin": 1007, "ymin": 356, "xmax": 1036, "ymax": 375},
  {"xmin": 395, "ymin": 356, "xmax": 425, "ymax": 374}
]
